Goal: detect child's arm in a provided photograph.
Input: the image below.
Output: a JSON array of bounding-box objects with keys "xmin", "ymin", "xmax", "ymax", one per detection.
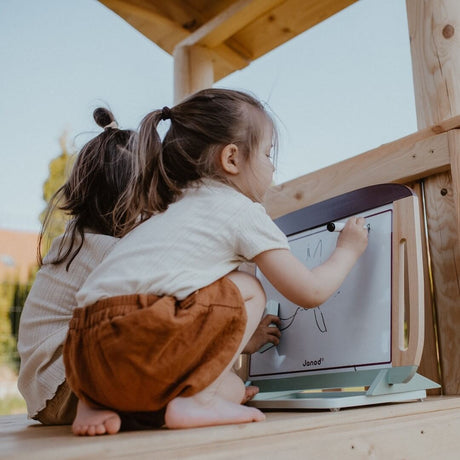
[
  {"xmin": 253, "ymin": 217, "xmax": 368, "ymax": 309},
  {"xmin": 242, "ymin": 314, "xmax": 281, "ymax": 354}
]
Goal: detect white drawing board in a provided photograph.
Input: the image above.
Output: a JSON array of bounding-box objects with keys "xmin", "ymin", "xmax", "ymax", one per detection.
[
  {"xmin": 247, "ymin": 184, "xmax": 438, "ymax": 409},
  {"xmin": 249, "ymin": 204, "xmax": 393, "ymax": 379}
]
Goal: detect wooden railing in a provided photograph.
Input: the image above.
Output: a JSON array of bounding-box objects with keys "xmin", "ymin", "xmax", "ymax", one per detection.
[{"xmin": 264, "ymin": 117, "xmax": 460, "ymax": 395}]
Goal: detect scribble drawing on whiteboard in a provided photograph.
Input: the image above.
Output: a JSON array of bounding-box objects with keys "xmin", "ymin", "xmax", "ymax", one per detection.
[
  {"xmin": 279, "ymin": 305, "xmax": 302, "ymax": 331},
  {"xmin": 251, "ymin": 205, "xmax": 395, "ymax": 375},
  {"xmin": 277, "ymin": 306, "xmax": 328, "ymax": 334},
  {"xmin": 259, "ymin": 302, "xmax": 329, "ymax": 354},
  {"xmin": 314, "ymin": 308, "xmax": 327, "ymax": 333},
  {"xmin": 305, "ymin": 238, "xmax": 323, "ymax": 263}
]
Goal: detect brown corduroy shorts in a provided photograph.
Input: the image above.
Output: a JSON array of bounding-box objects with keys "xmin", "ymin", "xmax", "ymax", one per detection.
[{"xmin": 63, "ymin": 276, "xmax": 247, "ymax": 413}]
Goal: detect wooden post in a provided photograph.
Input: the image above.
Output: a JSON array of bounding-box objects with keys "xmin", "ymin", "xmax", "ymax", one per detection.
[
  {"xmin": 406, "ymin": 0, "xmax": 460, "ymax": 394},
  {"xmin": 173, "ymin": 45, "xmax": 214, "ymax": 104},
  {"xmin": 410, "ymin": 182, "xmax": 442, "ymax": 393}
]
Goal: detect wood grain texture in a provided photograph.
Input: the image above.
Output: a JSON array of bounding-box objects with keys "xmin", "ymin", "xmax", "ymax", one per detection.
[
  {"xmin": 173, "ymin": 45, "xmax": 214, "ymax": 103},
  {"xmin": 449, "ymin": 130, "xmax": 460, "ymax": 238},
  {"xmin": 406, "ymin": 0, "xmax": 460, "ymax": 128},
  {"xmin": 423, "ymin": 172, "xmax": 460, "ymax": 395},
  {"xmin": 406, "ymin": 0, "xmax": 460, "ymax": 395},
  {"xmin": 264, "ymin": 131, "xmax": 451, "ymax": 219},
  {"xmin": 176, "ymin": 0, "xmax": 285, "ymax": 48},
  {"xmin": 98, "ymin": 0, "xmax": 358, "ymax": 80},
  {"xmin": 1, "ymin": 397, "xmax": 459, "ymax": 459},
  {"xmin": 391, "ymin": 196, "xmax": 424, "ymax": 370},
  {"xmin": 410, "ymin": 182, "xmax": 442, "ymax": 394},
  {"xmin": 230, "ymin": 0, "xmax": 357, "ymax": 60}
]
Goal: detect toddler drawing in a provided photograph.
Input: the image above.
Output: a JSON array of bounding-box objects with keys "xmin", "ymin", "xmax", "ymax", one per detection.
[{"xmin": 64, "ymin": 89, "xmax": 368, "ymax": 435}]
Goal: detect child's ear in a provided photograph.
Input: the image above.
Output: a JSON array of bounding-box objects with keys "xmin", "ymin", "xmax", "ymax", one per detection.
[{"xmin": 220, "ymin": 143, "xmax": 240, "ymax": 175}]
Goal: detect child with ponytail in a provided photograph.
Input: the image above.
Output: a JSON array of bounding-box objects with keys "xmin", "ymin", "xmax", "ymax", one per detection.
[{"xmin": 18, "ymin": 108, "xmax": 136, "ymax": 430}]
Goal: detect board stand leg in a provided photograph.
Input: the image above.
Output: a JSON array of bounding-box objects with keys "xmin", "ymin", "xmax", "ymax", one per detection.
[
  {"xmin": 249, "ymin": 368, "xmax": 440, "ymax": 410},
  {"xmin": 367, "ymin": 369, "xmax": 439, "ymax": 396}
]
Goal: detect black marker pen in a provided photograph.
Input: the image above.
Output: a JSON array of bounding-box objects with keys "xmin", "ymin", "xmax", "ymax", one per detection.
[{"xmin": 327, "ymin": 222, "xmax": 370, "ymax": 232}]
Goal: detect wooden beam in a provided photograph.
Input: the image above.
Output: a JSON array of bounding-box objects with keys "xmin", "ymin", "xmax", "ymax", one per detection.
[
  {"xmin": 449, "ymin": 130, "xmax": 460, "ymax": 238},
  {"xmin": 264, "ymin": 128, "xmax": 452, "ymax": 219},
  {"xmin": 423, "ymin": 167, "xmax": 460, "ymax": 395},
  {"xmin": 410, "ymin": 182, "xmax": 442, "ymax": 394},
  {"xmin": 212, "ymin": 43, "xmax": 250, "ymax": 74},
  {"xmin": 406, "ymin": 0, "xmax": 460, "ymax": 395},
  {"xmin": 100, "ymin": 0, "xmax": 248, "ymax": 76},
  {"xmin": 173, "ymin": 0, "xmax": 284, "ymax": 91},
  {"xmin": 177, "ymin": 0, "xmax": 285, "ymax": 49},
  {"xmin": 231, "ymin": 0, "xmax": 358, "ymax": 60},
  {"xmin": 98, "ymin": 0, "xmax": 189, "ymax": 52},
  {"xmin": 406, "ymin": 0, "xmax": 460, "ymax": 128},
  {"xmin": 98, "ymin": 0, "xmax": 361, "ymax": 81},
  {"xmin": 173, "ymin": 45, "xmax": 214, "ymax": 103},
  {"xmin": 173, "ymin": 0, "xmax": 286, "ymax": 101}
]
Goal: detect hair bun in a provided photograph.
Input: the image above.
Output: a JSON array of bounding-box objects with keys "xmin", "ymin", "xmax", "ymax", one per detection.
[{"xmin": 93, "ymin": 107, "xmax": 115, "ymax": 129}]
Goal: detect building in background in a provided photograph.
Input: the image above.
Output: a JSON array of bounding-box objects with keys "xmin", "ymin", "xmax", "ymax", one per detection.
[{"xmin": 0, "ymin": 229, "xmax": 38, "ymax": 284}]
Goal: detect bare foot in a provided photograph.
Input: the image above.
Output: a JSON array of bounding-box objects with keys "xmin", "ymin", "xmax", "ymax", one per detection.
[
  {"xmin": 164, "ymin": 395, "xmax": 265, "ymax": 429},
  {"xmin": 72, "ymin": 399, "xmax": 121, "ymax": 436},
  {"xmin": 242, "ymin": 385, "xmax": 259, "ymax": 404}
]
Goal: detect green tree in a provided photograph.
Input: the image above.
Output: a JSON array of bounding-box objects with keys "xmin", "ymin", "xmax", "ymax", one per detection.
[
  {"xmin": 0, "ymin": 132, "xmax": 74, "ymax": 370},
  {"xmin": 0, "ymin": 281, "xmax": 16, "ymax": 366},
  {"xmin": 40, "ymin": 131, "xmax": 76, "ymax": 254},
  {"xmin": 7, "ymin": 268, "xmax": 36, "ymax": 370}
]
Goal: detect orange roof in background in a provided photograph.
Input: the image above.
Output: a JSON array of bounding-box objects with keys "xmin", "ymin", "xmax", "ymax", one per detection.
[{"xmin": 0, "ymin": 229, "xmax": 39, "ymax": 284}]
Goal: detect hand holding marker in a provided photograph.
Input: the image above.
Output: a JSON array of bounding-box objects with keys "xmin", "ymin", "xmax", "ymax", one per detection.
[{"xmin": 327, "ymin": 221, "xmax": 370, "ymax": 232}]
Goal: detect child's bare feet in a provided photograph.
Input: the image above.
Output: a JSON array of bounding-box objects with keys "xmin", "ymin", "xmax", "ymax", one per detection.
[
  {"xmin": 164, "ymin": 395, "xmax": 265, "ymax": 429},
  {"xmin": 242, "ymin": 385, "xmax": 259, "ymax": 404},
  {"xmin": 72, "ymin": 399, "xmax": 121, "ymax": 436}
]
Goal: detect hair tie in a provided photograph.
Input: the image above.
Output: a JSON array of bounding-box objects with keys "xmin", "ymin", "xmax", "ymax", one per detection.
[
  {"xmin": 161, "ymin": 106, "xmax": 171, "ymax": 121},
  {"xmin": 104, "ymin": 121, "xmax": 118, "ymax": 130}
]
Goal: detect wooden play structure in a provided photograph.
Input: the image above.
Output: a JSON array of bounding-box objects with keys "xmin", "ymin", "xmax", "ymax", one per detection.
[{"xmin": 2, "ymin": 1, "xmax": 459, "ymax": 457}]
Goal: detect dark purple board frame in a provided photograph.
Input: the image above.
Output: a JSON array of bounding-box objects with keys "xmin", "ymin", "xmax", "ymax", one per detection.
[{"xmin": 275, "ymin": 183, "xmax": 414, "ymax": 236}]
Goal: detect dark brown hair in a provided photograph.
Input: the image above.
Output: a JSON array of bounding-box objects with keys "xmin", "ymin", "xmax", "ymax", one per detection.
[
  {"xmin": 115, "ymin": 88, "xmax": 276, "ymax": 236},
  {"xmin": 39, "ymin": 108, "xmax": 137, "ymax": 269}
]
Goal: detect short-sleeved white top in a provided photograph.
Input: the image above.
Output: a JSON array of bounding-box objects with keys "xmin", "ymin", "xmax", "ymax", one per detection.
[{"xmin": 77, "ymin": 179, "xmax": 289, "ymax": 306}]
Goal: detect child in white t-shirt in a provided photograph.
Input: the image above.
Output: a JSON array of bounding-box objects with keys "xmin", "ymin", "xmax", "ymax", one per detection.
[{"xmin": 64, "ymin": 89, "xmax": 368, "ymax": 435}]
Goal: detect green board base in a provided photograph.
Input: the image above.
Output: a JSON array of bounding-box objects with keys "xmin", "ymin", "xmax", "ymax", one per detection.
[{"xmin": 248, "ymin": 369, "xmax": 440, "ymax": 411}]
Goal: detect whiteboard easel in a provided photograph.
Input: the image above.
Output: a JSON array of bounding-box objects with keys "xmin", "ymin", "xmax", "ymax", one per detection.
[{"xmin": 248, "ymin": 184, "xmax": 440, "ymax": 410}]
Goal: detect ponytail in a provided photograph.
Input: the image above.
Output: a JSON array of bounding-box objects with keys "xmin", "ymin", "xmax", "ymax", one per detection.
[
  {"xmin": 39, "ymin": 108, "xmax": 136, "ymax": 269},
  {"xmin": 113, "ymin": 88, "xmax": 276, "ymax": 237},
  {"xmin": 113, "ymin": 109, "xmax": 184, "ymax": 236}
]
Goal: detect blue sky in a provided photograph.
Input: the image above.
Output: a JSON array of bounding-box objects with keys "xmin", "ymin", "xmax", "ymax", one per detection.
[{"xmin": 0, "ymin": 0, "xmax": 417, "ymax": 232}]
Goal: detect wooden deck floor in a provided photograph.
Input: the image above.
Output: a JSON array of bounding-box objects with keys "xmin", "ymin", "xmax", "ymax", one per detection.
[{"xmin": 1, "ymin": 397, "xmax": 459, "ymax": 459}]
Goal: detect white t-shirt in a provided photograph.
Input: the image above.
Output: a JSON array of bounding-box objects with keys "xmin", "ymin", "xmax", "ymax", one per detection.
[
  {"xmin": 17, "ymin": 232, "xmax": 118, "ymax": 418},
  {"xmin": 77, "ymin": 179, "xmax": 289, "ymax": 306}
]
